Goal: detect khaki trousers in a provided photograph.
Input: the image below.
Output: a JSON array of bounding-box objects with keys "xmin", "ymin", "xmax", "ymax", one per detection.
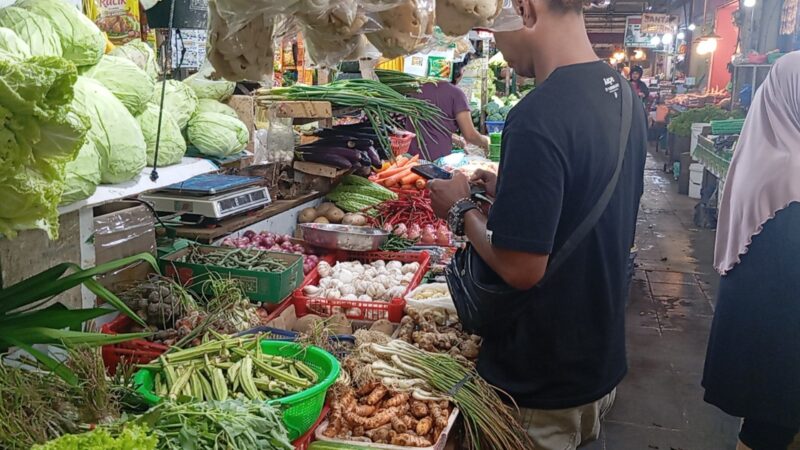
[{"xmin": 515, "ymin": 389, "xmax": 617, "ymax": 450}]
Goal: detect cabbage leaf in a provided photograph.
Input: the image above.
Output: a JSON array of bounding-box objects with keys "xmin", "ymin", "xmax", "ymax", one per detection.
[
  {"xmin": 0, "ymin": 27, "xmax": 31, "ymax": 59},
  {"xmin": 0, "ymin": 7, "xmax": 62, "ymax": 57},
  {"xmin": 16, "ymin": 0, "xmax": 105, "ymax": 66},
  {"xmin": 136, "ymin": 104, "xmax": 186, "ymax": 167},
  {"xmin": 61, "ymin": 139, "xmax": 101, "ymax": 205},
  {"xmin": 83, "ymin": 55, "xmax": 154, "ymax": 115},
  {"xmin": 109, "ymin": 39, "xmax": 158, "ymax": 80},
  {"xmin": 195, "ymin": 98, "xmax": 238, "ymax": 118},
  {"xmin": 188, "ymin": 112, "xmax": 248, "ymax": 157},
  {"xmin": 152, "ymin": 79, "xmax": 197, "ymax": 129}
]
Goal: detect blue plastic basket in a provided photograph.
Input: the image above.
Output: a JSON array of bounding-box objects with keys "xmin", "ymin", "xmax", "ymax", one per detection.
[{"xmin": 486, "ymin": 121, "xmax": 505, "ymax": 134}]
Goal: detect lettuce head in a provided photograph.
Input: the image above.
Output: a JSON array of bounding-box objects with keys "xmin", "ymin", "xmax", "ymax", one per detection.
[
  {"xmin": 188, "ymin": 112, "xmax": 248, "ymax": 157},
  {"xmin": 83, "ymin": 55, "xmax": 154, "ymax": 115},
  {"xmin": 73, "ymin": 76, "xmax": 146, "ymax": 184},
  {"xmin": 137, "ymin": 104, "xmax": 186, "ymax": 167},
  {"xmin": 0, "ymin": 7, "xmax": 62, "ymax": 57},
  {"xmin": 195, "ymin": 98, "xmax": 238, "ymax": 118},
  {"xmin": 16, "ymin": 0, "xmax": 104, "ymax": 66}
]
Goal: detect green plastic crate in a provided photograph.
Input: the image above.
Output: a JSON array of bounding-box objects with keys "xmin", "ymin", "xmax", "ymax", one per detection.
[
  {"xmin": 132, "ymin": 340, "xmax": 340, "ymax": 440},
  {"xmin": 160, "ymin": 245, "xmax": 304, "ymax": 303}
]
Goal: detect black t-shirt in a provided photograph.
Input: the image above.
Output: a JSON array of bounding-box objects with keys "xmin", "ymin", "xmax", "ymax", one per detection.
[{"xmin": 481, "ymin": 61, "xmax": 647, "ymax": 409}]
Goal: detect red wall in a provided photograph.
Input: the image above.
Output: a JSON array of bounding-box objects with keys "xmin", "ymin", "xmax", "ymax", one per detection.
[{"xmin": 708, "ymin": 1, "xmax": 739, "ymax": 91}]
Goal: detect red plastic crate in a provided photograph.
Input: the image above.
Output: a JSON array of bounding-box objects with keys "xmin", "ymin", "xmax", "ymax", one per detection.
[
  {"xmin": 390, "ymin": 131, "xmax": 415, "ymax": 156},
  {"xmin": 100, "ymin": 314, "xmax": 168, "ymax": 375},
  {"xmin": 292, "ymin": 405, "xmax": 329, "ymax": 450},
  {"xmin": 293, "ymin": 250, "xmax": 430, "ymax": 323}
]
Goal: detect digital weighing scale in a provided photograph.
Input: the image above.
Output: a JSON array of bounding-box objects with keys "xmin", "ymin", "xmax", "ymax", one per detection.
[{"xmin": 140, "ymin": 174, "xmax": 271, "ymax": 221}]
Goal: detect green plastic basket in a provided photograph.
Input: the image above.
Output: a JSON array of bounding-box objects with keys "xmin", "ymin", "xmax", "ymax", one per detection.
[
  {"xmin": 489, "ymin": 132, "xmax": 502, "ymax": 145},
  {"xmin": 132, "ymin": 340, "xmax": 340, "ymax": 440}
]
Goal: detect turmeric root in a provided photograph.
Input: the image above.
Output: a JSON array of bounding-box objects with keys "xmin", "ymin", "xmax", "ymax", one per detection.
[
  {"xmin": 391, "ymin": 415, "xmax": 407, "ymax": 433},
  {"xmin": 346, "ymin": 404, "xmax": 409, "ymax": 429},
  {"xmin": 352, "ymin": 425, "xmax": 365, "ymax": 437},
  {"xmin": 355, "ymin": 404, "xmax": 377, "ymax": 416},
  {"xmin": 356, "ymin": 381, "xmax": 379, "ymax": 397},
  {"xmin": 366, "ymin": 384, "xmax": 388, "ymax": 405},
  {"xmin": 384, "ymin": 392, "xmax": 410, "ymax": 407},
  {"xmin": 365, "ymin": 424, "xmax": 393, "ymax": 443},
  {"xmin": 410, "ymin": 400, "xmax": 429, "ymax": 418},
  {"xmin": 416, "ymin": 416, "xmax": 432, "ymax": 436},
  {"xmin": 391, "ymin": 433, "xmax": 432, "ymax": 447},
  {"xmin": 401, "ymin": 414, "xmax": 418, "ymax": 429}
]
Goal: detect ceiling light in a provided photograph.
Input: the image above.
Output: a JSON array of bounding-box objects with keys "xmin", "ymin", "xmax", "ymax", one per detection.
[
  {"xmin": 688, "ymin": 23, "xmax": 696, "ymax": 31},
  {"xmin": 743, "ymin": 0, "xmax": 756, "ymax": 7},
  {"xmin": 677, "ymin": 31, "xmax": 686, "ymax": 40},
  {"xmin": 650, "ymin": 35, "xmax": 662, "ymax": 46},
  {"xmin": 662, "ymin": 33, "xmax": 674, "ymax": 44}
]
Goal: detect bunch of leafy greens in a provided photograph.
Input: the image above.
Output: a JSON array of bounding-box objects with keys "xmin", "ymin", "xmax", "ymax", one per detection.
[
  {"xmin": 152, "ymin": 79, "xmax": 198, "ymax": 129},
  {"xmin": 0, "ymin": 27, "xmax": 32, "ymax": 59},
  {"xmin": 83, "ymin": 55, "xmax": 155, "ymax": 115},
  {"xmin": 0, "ymin": 7, "xmax": 62, "ymax": 57},
  {"xmin": 32, "ymin": 425, "xmax": 157, "ymax": 450},
  {"xmin": 16, "ymin": 0, "xmax": 105, "ymax": 66},
  {"xmin": 110, "ymin": 39, "xmax": 159, "ymax": 80},
  {"xmin": 188, "ymin": 112, "xmax": 249, "ymax": 157},
  {"xmin": 0, "ymin": 54, "xmax": 88, "ymax": 237},
  {"xmin": 73, "ymin": 76, "xmax": 147, "ymax": 184},
  {"xmin": 667, "ymin": 105, "xmax": 745, "ymax": 137},
  {"xmin": 136, "ymin": 103, "xmax": 186, "ymax": 167},
  {"xmin": 136, "ymin": 399, "xmax": 293, "ymax": 450}
]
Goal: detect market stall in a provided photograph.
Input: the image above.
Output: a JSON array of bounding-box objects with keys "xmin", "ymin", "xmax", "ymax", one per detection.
[{"xmin": 0, "ymin": 0, "xmax": 546, "ymax": 448}]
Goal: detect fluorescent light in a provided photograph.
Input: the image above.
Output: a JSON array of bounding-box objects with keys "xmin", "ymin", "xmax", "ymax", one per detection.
[
  {"xmin": 662, "ymin": 33, "xmax": 674, "ymax": 44},
  {"xmin": 743, "ymin": 0, "xmax": 756, "ymax": 7},
  {"xmin": 677, "ymin": 31, "xmax": 686, "ymax": 40},
  {"xmin": 688, "ymin": 23, "xmax": 696, "ymax": 31},
  {"xmin": 650, "ymin": 35, "xmax": 662, "ymax": 46}
]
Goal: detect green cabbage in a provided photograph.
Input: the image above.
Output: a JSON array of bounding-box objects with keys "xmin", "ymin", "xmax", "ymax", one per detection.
[
  {"xmin": 16, "ymin": 0, "xmax": 104, "ymax": 66},
  {"xmin": 110, "ymin": 39, "xmax": 158, "ymax": 80},
  {"xmin": 152, "ymin": 79, "xmax": 198, "ymax": 129},
  {"xmin": 0, "ymin": 7, "xmax": 62, "ymax": 57},
  {"xmin": 0, "ymin": 55, "xmax": 88, "ymax": 238},
  {"xmin": 195, "ymin": 98, "xmax": 238, "ymax": 118},
  {"xmin": 188, "ymin": 112, "xmax": 249, "ymax": 157},
  {"xmin": 83, "ymin": 55, "xmax": 154, "ymax": 115},
  {"xmin": 183, "ymin": 72, "xmax": 235, "ymax": 101},
  {"xmin": 136, "ymin": 104, "xmax": 186, "ymax": 167},
  {"xmin": 0, "ymin": 27, "xmax": 31, "ymax": 59},
  {"xmin": 61, "ymin": 139, "xmax": 101, "ymax": 205},
  {"xmin": 73, "ymin": 76, "xmax": 146, "ymax": 184}
]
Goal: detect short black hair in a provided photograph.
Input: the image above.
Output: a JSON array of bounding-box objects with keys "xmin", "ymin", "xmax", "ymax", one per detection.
[{"xmin": 452, "ymin": 54, "xmax": 473, "ymax": 81}]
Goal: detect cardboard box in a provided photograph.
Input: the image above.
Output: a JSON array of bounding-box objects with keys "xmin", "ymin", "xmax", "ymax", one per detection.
[
  {"xmin": 94, "ymin": 202, "xmax": 157, "ymax": 290},
  {"xmin": 226, "ymin": 95, "xmax": 256, "ymax": 152}
]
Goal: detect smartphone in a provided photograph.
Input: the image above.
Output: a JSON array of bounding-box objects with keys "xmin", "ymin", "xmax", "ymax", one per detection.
[{"xmin": 411, "ymin": 164, "xmax": 453, "ymax": 180}]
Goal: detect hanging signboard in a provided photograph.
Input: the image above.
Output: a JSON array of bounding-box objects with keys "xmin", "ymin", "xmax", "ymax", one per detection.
[
  {"xmin": 624, "ymin": 16, "xmax": 658, "ymax": 48},
  {"xmin": 641, "ymin": 13, "xmax": 675, "ymax": 34},
  {"xmin": 403, "ymin": 49, "xmax": 455, "ymax": 81}
]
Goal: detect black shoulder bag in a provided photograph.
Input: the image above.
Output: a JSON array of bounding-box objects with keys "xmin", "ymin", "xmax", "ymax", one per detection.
[{"xmin": 446, "ymin": 75, "xmax": 633, "ymax": 336}]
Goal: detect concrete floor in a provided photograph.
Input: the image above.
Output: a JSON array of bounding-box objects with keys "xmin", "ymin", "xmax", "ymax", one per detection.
[{"xmin": 584, "ymin": 149, "xmax": 741, "ymax": 449}]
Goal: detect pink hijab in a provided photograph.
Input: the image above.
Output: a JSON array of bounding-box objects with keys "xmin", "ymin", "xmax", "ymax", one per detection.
[{"xmin": 714, "ymin": 51, "xmax": 800, "ymax": 275}]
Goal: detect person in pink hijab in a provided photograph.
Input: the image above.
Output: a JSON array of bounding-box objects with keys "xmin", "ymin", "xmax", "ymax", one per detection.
[{"xmin": 703, "ymin": 51, "xmax": 800, "ymax": 450}]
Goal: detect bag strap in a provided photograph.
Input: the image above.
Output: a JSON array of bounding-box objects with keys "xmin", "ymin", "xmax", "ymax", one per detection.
[{"xmin": 537, "ymin": 73, "xmax": 633, "ymax": 287}]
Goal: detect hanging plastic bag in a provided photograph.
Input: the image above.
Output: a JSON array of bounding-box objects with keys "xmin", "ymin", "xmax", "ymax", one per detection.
[
  {"xmin": 207, "ymin": 0, "xmax": 276, "ymax": 83},
  {"xmin": 294, "ymin": 0, "xmax": 380, "ymax": 68},
  {"xmin": 483, "ymin": 0, "xmax": 525, "ymax": 32},
  {"xmin": 435, "ymin": 0, "xmax": 504, "ymax": 36},
  {"xmin": 213, "ymin": 0, "xmax": 298, "ymax": 38},
  {"xmin": 365, "ymin": 0, "xmax": 436, "ymax": 59}
]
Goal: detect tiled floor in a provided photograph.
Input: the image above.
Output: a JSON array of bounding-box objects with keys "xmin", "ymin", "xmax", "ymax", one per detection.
[{"xmin": 584, "ymin": 150, "xmax": 740, "ymax": 449}]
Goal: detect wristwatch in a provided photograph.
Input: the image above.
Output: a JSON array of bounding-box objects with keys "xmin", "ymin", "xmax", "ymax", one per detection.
[{"xmin": 447, "ymin": 198, "xmax": 479, "ymax": 237}]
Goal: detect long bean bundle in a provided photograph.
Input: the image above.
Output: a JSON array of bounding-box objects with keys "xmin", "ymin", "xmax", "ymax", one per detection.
[
  {"xmin": 256, "ymin": 79, "xmax": 451, "ymax": 160},
  {"xmin": 364, "ymin": 340, "xmax": 534, "ymax": 450}
]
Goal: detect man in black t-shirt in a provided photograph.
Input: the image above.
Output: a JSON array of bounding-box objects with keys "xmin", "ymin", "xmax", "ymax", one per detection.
[{"xmin": 428, "ymin": 0, "xmax": 647, "ymax": 448}]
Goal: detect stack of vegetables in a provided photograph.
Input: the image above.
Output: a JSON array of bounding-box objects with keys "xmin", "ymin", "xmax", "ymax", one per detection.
[
  {"xmin": 369, "ymin": 154, "xmax": 425, "ymax": 190},
  {"xmin": 364, "ymin": 189, "xmax": 451, "ymax": 246},
  {"xmin": 296, "ymin": 130, "xmax": 383, "ymax": 175},
  {"xmin": 326, "ymin": 175, "xmax": 398, "ymax": 213},
  {"xmin": 484, "ymin": 94, "xmax": 520, "ymax": 122},
  {"xmin": 221, "ymin": 230, "xmax": 323, "ymax": 275}
]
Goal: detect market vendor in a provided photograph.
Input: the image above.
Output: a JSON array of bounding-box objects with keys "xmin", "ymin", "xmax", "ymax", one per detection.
[
  {"xmin": 630, "ymin": 65, "xmax": 650, "ymax": 101},
  {"xmin": 405, "ymin": 55, "xmax": 489, "ymax": 161},
  {"xmin": 427, "ymin": 0, "xmax": 647, "ymax": 447}
]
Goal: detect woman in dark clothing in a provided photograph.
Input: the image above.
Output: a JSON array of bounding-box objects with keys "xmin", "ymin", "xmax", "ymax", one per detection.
[
  {"xmin": 629, "ymin": 65, "xmax": 649, "ymax": 101},
  {"xmin": 703, "ymin": 51, "xmax": 800, "ymax": 450}
]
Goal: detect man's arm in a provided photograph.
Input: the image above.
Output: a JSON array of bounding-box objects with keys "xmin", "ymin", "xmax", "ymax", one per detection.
[
  {"xmin": 455, "ymin": 111, "xmax": 490, "ymax": 150},
  {"xmin": 463, "ymin": 209, "xmax": 549, "ymax": 290}
]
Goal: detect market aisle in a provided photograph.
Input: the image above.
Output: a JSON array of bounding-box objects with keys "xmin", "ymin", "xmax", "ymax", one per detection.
[{"xmin": 585, "ymin": 149, "xmax": 740, "ymax": 449}]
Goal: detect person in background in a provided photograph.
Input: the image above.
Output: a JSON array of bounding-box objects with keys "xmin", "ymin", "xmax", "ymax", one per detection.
[
  {"xmin": 405, "ymin": 54, "xmax": 489, "ymax": 160},
  {"xmin": 426, "ymin": 0, "xmax": 647, "ymax": 446},
  {"xmin": 629, "ymin": 65, "xmax": 650, "ymax": 101},
  {"xmin": 703, "ymin": 51, "xmax": 800, "ymax": 450}
]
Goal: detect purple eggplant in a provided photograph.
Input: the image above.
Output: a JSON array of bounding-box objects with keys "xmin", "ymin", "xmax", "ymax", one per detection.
[
  {"xmin": 295, "ymin": 145, "xmax": 362, "ymax": 163},
  {"xmin": 366, "ymin": 146, "xmax": 381, "ymax": 167},
  {"xmin": 295, "ymin": 151, "xmax": 353, "ymax": 169}
]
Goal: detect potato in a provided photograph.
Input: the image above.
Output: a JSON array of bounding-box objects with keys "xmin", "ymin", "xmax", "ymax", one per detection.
[
  {"xmin": 316, "ymin": 202, "xmax": 336, "ymax": 215},
  {"xmin": 298, "ymin": 207, "xmax": 318, "ymax": 223},
  {"xmin": 314, "ymin": 216, "xmax": 330, "ymax": 224},
  {"xmin": 342, "ymin": 213, "xmax": 368, "ymax": 226},
  {"xmin": 325, "ymin": 207, "xmax": 345, "ymax": 224}
]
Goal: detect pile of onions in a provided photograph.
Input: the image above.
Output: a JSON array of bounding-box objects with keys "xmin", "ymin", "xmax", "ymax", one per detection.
[
  {"xmin": 221, "ymin": 230, "xmax": 322, "ymax": 275},
  {"xmin": 385, "ymin": 222, "xmax": 451, "ymax": 246}
]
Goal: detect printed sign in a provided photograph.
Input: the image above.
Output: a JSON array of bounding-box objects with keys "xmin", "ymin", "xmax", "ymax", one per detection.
[
  {"xmin": 641, "ymin": 13, "xmax": 675, "ymax": 35},
  {"xmin": 624, "ymin": 16, "xmax": 658, "ymax": 49}
]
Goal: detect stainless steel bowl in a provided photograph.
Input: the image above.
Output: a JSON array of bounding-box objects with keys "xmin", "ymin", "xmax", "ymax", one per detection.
[{"xmin": 299, "ymin": 224, "xmax": 389, "ymax": 252}]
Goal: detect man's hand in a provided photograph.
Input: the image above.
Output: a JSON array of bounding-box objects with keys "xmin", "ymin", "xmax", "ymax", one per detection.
[
  {"xmin": 469, "ymin": 169, "xmax": 498, "ymax": 197},
  {"xmin": 428, "ymin": 171, "xmax": 471, "ymax": 219}
]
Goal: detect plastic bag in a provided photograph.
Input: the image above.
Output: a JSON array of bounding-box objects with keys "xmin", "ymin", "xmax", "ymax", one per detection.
[
  {"xmin": 484, "ymin": 0, "xmax": 524, "ymax": 32},
  {"xmin": 366, "ymin": 0, "xmax": 435, "ymax": 59},
  {"xmin": 294, "ymin": 0, "xmax": 378, "ymax": 68},
  {"xmin": 213, "ymin": 0, "xmax": 297, "ymax": 37},
  {"xmin": 405, "ymin": 283, "xmax": 456, "ymax": 311},
  {"xmin": 207, "ymin": 0, "xmax": 277, "ymax": 83},
  {"xmin": 435, "ymin": 0, "xmax": 504, "ymax": 36}
]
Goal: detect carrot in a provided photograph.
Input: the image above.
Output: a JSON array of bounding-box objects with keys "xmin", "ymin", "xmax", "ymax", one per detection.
[
  {"xmin": 375, "ymin": 164, "xmax": 410, "ymax": 180},
  {"xmin": 384, "ymin": 168, "xmax": 413, "ymax": 186},
  {"xmin": 398, "ymin": 154, "xmax": 419, "ymax": 167},
  {"xmin": 394, "ymin": 155, "xmax": 408, "ymax": 167},
  {"xmin": 400, "ymin": 184, "xmax": 414, "ymax": 190},
  {"xmin": 384, "ymin": 177, "xmax": 400, "ymax": 188},
  {"xmin": 401, "ymin": 173, "xmax": 422, "ymax": 186},
  {"xmin": 415, "ymin": 178, "xmax": 427, "ymax": 190}
]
